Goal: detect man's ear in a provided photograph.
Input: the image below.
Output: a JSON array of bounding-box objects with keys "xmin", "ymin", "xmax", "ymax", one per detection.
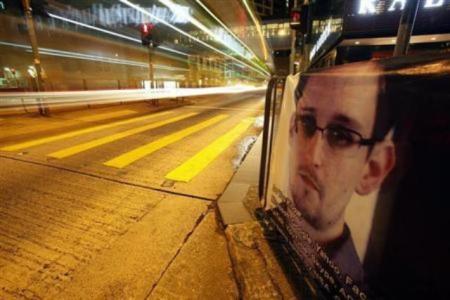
[{"xmin": 356, "ymin": 140, "xmax": 396, "ymax": 195}]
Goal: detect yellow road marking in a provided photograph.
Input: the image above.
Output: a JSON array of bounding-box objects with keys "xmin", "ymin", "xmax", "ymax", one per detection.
[
  {"xmin": 48, "ymin": 113, "xmax": 198, "ymax": 159},
  {"xmin": 165, "ymin": 118, "xmax": 254, "ymax": 182},
  {"xmin": 104, "ymin": 114, "xmax": 229, "ymax": 169},
  {"xmin": 75, "ymin": 110, "xmax": 137, "ymax": 122},
  {"xmin": 1, "ymin": 111, "xmax": 173, "ymax": 151}
]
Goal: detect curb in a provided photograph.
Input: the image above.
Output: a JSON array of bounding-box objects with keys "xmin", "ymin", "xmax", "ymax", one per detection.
[{"xmin": 217, "ymin": 133, "xmax": 262, "ymax": 225}]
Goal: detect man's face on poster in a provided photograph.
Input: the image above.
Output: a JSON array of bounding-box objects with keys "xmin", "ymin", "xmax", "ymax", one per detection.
[{"xmin": 289, "ymin": 64, "xmax": 395, "ymax": 241}]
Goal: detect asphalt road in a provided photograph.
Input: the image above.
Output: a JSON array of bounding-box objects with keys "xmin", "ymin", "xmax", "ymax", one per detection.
[{"xmin": 0, "ymin": 92, "xmax": 265, "ymax": 299}]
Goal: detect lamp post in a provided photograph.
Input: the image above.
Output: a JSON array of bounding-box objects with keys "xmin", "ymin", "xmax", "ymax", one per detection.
[
  {"xmin": 148, "ymin": 46, "xmax": 154, "ymax": 89},
  {"xmin": 21, "ymin": 0, "xmax": 48, "ymax": 115}
]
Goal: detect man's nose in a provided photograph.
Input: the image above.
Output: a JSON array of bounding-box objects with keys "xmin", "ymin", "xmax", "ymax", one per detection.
[{"xmin": 303, "ymin": 130, "xmax": 324, "ymax": 168}]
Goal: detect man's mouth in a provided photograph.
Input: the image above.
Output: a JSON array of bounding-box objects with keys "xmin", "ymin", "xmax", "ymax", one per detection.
[{"xmin": 298, "ymin": 170, "xmax": 320, "ymax": 192}]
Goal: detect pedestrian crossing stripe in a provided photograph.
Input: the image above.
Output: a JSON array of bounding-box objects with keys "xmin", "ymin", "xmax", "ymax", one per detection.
[
  {"xmin": 165, "ymin": 118, "xmax": 254, "ymax": 182},
  {"xmin": 104, "ymin": 114, "xmax": 229, "ymax": 169},
  {"xmin": 48, "ymin": 112, "xmax": 198, "ymax": 159},
  {"xmin": 0, "ymin": 111, "xmax": 174, "ymax": 152}
]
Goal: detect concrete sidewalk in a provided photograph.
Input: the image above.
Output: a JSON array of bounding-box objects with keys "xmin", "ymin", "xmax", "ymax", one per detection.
[{"xmin": 217, "ymin": 134, "xmax": 300, "ymax": 299}]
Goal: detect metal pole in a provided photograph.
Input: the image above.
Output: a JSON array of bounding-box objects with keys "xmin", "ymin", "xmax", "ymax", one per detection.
[
  {"xmin": 12, "ymin": 72, "xmax": 18, "ymax": 88},
  {"xmin": 289, "ymin": 30, "xmax": 296, "ymax": 74},
  {"xmin": 148, "ymin": 46, "xmax": 154, "ymax": 89},
  {"xmin": 393, "ymin": 0, "xmax": 421, "ymax": 57},
  {"xmin": 300, "ymin": 1, "xmax": 311, "ymax": 72},
  {"xmin": 289, "ymin": 0, "xmax": 300, "ymax": 74},
  {"xmin": 259, "ymin": 78, "xmax": 276, "ymax": 203},
  {"xmin": 21, "ymin": 0, "xmax": 48, "ymax": 115}
]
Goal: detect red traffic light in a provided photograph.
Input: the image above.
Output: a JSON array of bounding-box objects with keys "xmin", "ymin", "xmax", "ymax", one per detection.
[
  {"xmin": 290, "ymin": 5, "xmax": 309, "ymax": 33},
  {"xmin": 290, "ymin": 7, "xmax": 301, "ymax": 30},
  {"xmin": 141, "ymin": 23, "xmax": 154, "ymax": 34},
  {"xmin": 291, "ymin": 11, "xmax": 301, "ymax": 23},
  {"xmin": 140, "ymin": 23, "xmax": 162, "ymax": 48},
  {"xmin": 140, "ymin": 23, "xmax": 155, "ymax": 46}
]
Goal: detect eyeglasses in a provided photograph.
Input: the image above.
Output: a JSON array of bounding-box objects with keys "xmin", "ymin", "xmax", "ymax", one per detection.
[{"xmin": 295, "ymin": 114, "xmax": 378, "ymax": 157}]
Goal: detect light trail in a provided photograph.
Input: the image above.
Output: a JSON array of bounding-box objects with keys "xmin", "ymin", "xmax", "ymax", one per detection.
[
  {"xmin": 33, "ymin": 49, "xmax": 189, "ymax": 71},
  {"xmin": 0, "ymin": 40, "xmax": 188, "ymax": 71},
  {"xmin": 119, "ymin": 0, "xmax": 269, "ymax": 78},
  {"xmin": 193, "ymin": 0, "xmax": 269, "ymax": 74},
  {"xmin": 159, "ymin": 0, "xmax": 268, "ymax": 75},
  {"xmin": 0, "ymin": 86, "xmax": 267, "ymax": 109},
  {"xmin": 242, "ymin": 0, "xmax": 269, "ymax": 61},
  {"xmin": 48, "ymin": 13, "xmax": 190, "ymax": 57},
  {"xmin": 46, "ymin": 12, "xmax": 266, "ymax": 78},
  {"xmin": 195, "ymin": 0, "xmax": 259, "ymax": 60}
]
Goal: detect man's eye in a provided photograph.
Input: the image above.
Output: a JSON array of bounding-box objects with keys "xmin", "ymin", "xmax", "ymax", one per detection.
[
  {"xmin": 326, "ymin": 128, "xmax": 356, "ymax": 148},
  {"xmin": 299, "ymin": 116, "xmax": 316, "ymax": 136}
]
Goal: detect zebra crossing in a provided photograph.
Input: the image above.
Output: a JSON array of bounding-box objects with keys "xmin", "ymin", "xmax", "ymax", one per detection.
[{"xmin": 0, "ymin": 111, "xmax": 257, "ymax": 183}]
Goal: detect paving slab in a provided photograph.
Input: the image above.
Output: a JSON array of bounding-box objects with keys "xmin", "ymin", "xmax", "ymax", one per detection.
[
  {"xmin": 0, "ymin": 157, "xmax": 209, "ymax": 299},
  {"xmin": 149, "ymin": 212, "xmax": 239, "ymax": 300},
  {"xmin": 52, "ymin": 197, "xmax": 209, "ymax": 299}
]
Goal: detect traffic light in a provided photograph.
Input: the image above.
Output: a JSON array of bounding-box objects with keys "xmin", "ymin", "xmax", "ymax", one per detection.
[
  {"xmin": 290, "ymin": 7, "xmax": 301, "ymax": 30},
  {"xmin": 140, "ymin": 23, "xmax": 164, "ymax": 48},
  {"xmin": 140, "ymin": 23, "xmax": 154, "ymax": 46},
  {"xmin": 290, "ymin": 5, "xmax": 309, "ymax": 35}
]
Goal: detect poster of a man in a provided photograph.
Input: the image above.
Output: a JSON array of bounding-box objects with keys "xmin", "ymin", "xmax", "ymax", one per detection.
[
  {"xmin": 265, "ymin": 54, "xmax": 450, "ymax": 299},
  {"xmin": 288, "ymin": 61, "xmax": 396, "ymax": 285}
]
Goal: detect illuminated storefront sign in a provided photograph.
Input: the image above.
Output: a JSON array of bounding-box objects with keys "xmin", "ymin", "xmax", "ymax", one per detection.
[
  {"xmin": 52, "ymin": 4, "xmax": 190, "ymax": 28},
  {"xmin": 344, "ymin": 0, "xmax": 450, "ymax": 37},
  {"xmin": 93, "ymin": 4, "xmax": 190, "ymax": 25},
  {"xmin": 358, "ymin": 0, "xmax": 447, "ymax": 15}
]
